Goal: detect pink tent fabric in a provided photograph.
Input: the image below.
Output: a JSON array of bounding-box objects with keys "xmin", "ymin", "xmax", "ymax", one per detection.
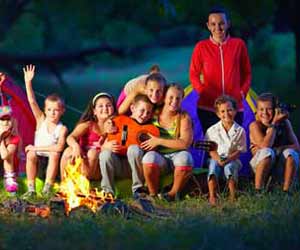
[{"xmin": 1, "ymin": 78, "xmax": 35, "ymax": 175}]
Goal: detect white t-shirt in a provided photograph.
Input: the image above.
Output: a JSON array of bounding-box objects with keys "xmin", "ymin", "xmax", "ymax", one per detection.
[
  {"xmin": 34, "ymin": 119, "xmax": 63, "ymax": 157},
  {"xmin": 205, "ymin": 120, "xmax": 247, "ymax": 157}
]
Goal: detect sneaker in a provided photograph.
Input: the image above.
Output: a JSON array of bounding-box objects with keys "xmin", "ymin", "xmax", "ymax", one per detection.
[
  {"xmin": 42, "ymin": 183, "xmax": 53, "ymax": 197},
  {"xmin": 133, "ymin": 187, "xmax": 148, "ymax": 200},
  {"xmin": 99, "ymin": 190, "xmax": 115, "ymax": 202},
  {"xmin": 158, "ymin": 192, "xmax": 175, "ymax": 202},
  {"xmin": 4, "ymin": 172, "xmax": 18, "ymax": 193}
]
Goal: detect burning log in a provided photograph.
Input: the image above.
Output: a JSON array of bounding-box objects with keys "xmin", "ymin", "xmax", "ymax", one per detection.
[
  {"xmin": 26, "ymin": 204, "xmax": 50, "ymax": 218},
  {"xmin": 58, "ymin": 158, "xmax": 117, "ymax": 215}
]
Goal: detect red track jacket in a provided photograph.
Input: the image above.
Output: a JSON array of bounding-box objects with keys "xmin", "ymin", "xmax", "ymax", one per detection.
[{"xmin": 189, "ymin": 36, "xmax": 251, "ymax": 111}]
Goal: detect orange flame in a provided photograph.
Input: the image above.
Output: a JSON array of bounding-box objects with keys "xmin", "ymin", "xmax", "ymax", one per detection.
[{"xmin": 59, "ymin": 158, "xmax": 114, "ymax": 215}]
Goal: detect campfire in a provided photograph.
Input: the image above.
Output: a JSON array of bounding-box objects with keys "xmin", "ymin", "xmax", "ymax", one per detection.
[
  {"xmin": 57, "ymin": 157, "xmax": 115, "ymax": 216},
  {"xmin": 1, "ymin": 158, "xmax": 170, "ymax": 219}
]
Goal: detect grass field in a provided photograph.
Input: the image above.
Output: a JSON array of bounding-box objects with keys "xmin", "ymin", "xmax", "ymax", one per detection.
[{"xmin": 1, "ymin": 184, "xmax": 300, "ymax": 250}]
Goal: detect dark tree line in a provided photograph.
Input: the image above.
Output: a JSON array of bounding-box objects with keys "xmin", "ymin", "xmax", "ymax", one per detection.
[{"xmin": 0, "ymin": 0, "xmax": 299, "ymax": 85}]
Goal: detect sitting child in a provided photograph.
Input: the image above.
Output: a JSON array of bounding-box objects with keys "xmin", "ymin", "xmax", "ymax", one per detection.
[
  {"xmin": 141, "ymin": 83, "xmax": 194, "ymax": 201},
  {"xmin": 118, "ymin": 70, "xmax": 166, "ymax": 115},
  {"xmin": 23, "ymin": 65, "xmax": 68, "ymax": 197},
  {"xmin": 249, "ymin": 93, "xmax": 300, "ymax": 193},
  {"xmin": 100, "ymin": 95, "xmax": 155, "ymax": 198},
  {"xmin": 0, "ymin": 105, "xmax": 20, "ymax": 194},
  {"xmin": 205, "ymin": 95, "xmax": 247, "ymax": 205},
  {"xmin": 60, "ymin": 92, "xmax": 116, "ymax": 181}
]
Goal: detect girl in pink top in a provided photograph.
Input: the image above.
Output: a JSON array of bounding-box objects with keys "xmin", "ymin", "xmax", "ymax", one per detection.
[{"xmin": 60, "ymin": 92, "xmax": 117, "ymax": 180}]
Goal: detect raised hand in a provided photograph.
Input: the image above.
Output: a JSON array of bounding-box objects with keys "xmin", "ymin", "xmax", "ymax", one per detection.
[
  {"xmin": 273, "ymin": 108, "xmax": 288, "ymax": 124},
  {"xmin": 23, "ymin": 64, "xmax": 35, "ymax": 83}
]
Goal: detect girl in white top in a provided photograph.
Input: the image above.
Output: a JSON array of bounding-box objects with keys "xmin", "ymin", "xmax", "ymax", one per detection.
[{"xmin": 23, "ymin": 65, "xmax": 68, "ymax": 197}]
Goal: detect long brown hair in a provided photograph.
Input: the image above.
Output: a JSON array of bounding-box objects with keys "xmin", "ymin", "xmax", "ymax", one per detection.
[{"xmin": 78, "ymin": 92, "xmax": 116, "ymax": 125}]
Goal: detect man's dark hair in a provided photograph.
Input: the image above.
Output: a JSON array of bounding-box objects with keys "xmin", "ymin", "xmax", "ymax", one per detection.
[{"xmin": 208, "ymin": 6, "xmax": 230, "ymax": 20}]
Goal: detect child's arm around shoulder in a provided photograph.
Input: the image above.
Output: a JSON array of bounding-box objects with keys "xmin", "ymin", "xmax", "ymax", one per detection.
[
  {"xmin": 23, "ymin": 65, "xmax": 44, "ymax": 124},
  {"xmin": 118, "ymin": 85, "xmax": 145, "ymax": 115}
]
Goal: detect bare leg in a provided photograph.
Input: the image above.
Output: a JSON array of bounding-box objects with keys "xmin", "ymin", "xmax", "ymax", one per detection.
[
  {"xmin": 3, "ymin": 154, "xmax": 14, "ymax": 173},
  {"xmin": 60, "ymin": 147, "xmax": 72, "ymax": 181},
  {"xmin": 168, "ymin": 169, "xmax": 191, "ymax": 198},
  {"xmin": 45, "ymin": 152, "xmax": 60, "ymax": 185},
  {"xmin": 228, "ymin": 178, "xmax": 236, "ymax": 202},
  {"xmin": 143, "ymin": 164, "xmax": 160, "ymax": 195},
  {"xmin": 85, "ymin": 149, "xmax": 100, "ymax": 180},
  {"xmin": 283, "ymin": 156, "xmax": 295, "ymax": 191},
  {"xmin": 208, "ymin": 175, "xmax": 217, "ymax": 205},
  {"xmin": 255, "ymin": 157, "xmax": 272, "ymax": 190},
  {"xmin": 26, "ymin": 150, "xmax": 38, "ymax": 185}
]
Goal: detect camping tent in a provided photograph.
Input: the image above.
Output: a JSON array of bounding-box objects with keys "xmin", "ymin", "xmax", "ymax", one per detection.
[
  {"xmin": 182, "ymin": 86, "xmax": 258, "ymax": 176},
  {"xmin": 1, "ymin": 77, "xmax": 36, "ymax": 175}
]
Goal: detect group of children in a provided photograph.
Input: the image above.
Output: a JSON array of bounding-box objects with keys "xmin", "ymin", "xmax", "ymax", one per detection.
[{"xmin": 0, "ymin": 65, "xmax": 299, "ymax": 205}]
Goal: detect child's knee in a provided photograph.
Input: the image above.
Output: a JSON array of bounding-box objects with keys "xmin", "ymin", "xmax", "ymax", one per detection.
[
  {"xmin": 48, "ymin": 151, "xmax": 60, "ymax": 160},
  {"xmin": 127, "ymin": 145, "xmax": 143, "ymax": 158},
  {"xmin": 173, "ymin": 151, "xmax": 194, "ymax": 167},
  {"xmin": 26, "ymin": 150, "xmax": 37, "ymax": 161},
  {"xmin": 87, "ymin": 148, "xmax": 99, "ymax": 161}
]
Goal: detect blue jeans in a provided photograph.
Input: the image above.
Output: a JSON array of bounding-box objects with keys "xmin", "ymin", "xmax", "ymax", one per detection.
[{"xmin": 207, "ymin": 159, "xmax": 241, "ymax": 181}]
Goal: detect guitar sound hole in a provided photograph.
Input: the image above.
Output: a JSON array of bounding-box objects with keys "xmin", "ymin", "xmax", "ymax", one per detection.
[{"xmin": 138, "ymin": 133, "xmax": 150, "ymax": 143}]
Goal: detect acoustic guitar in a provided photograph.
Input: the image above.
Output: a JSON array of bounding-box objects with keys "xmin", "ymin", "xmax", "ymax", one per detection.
[
  {"xmin": 192, "ymin": 140, "xmax": 218, "ymax": 152},
  {"xmin": 107, "ymin": 115, "xmax": 160, "ymax": 155}
]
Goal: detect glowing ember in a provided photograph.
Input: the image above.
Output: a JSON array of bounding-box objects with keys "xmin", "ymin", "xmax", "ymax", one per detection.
[{"xmin": 59, "ymin": 158, "xmax": 114, "ymax": 215}]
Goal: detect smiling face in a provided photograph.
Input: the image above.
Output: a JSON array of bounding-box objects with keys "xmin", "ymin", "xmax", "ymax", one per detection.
[
  {"xmin": 145, "ymin": 80, "xmax": 164, "ymax": 104},
  {"xmin": 256, "ymin": 100, "xmax": 275, "ymax": 126},
  {"xmin": 207, "ymin": 13, "xmax": 229, "ymax": 43},
  {"xmin": 216, "ymin": 101, "xmax": 237, "ymax": 126},
  {"xmin": 130, "ymin": 100, "xmax": 153, "ymax": 124},
  {"xmin": 93, "ymin": 97, "xmax": 115, "ymax": 121},
  {"xmin": 164, "ymin": 86, "xmax": 184, "ymax": 113},
  {"xmin": 44, "ymin": 100, "xmax": 65, "ymax": 123},
  {"xmin": 0, "ymin": 115, "xmax": 13, "ymax": 132}
]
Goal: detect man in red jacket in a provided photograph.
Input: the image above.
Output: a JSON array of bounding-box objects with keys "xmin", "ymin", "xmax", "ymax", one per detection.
[{"xmin": 189, "ymin": 6, "xmax": 251, "ymax": 133}]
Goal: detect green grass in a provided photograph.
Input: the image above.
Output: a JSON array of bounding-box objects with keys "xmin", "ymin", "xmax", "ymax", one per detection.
[{"xmin": 1, "ymin": 184, "xmax": 300, "ymax": 250}]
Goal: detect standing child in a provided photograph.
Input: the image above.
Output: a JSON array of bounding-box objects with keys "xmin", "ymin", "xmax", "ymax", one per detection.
[
  {"xmin": 100, "ymin": 95, "xmax": 155, "ymax": 198},
  {"xmin": 205, "ymin": 95, "xmax": 247, "ymax": 205},
  {"xmin": 0, "ymin": 105, "xmax": 20, "ymax": 195},
  {"xmin": 23, "ymin": 65, "xmax": 68, "ymax": 197},
  {"xmin": 60, "ymin": 92, "xmax": 116, "ymax": 181},
  {"xmin": 141, "ymin": 83, "xmax": 194, "ymax": 201},
  {"xmin": 118, "ymin": 71, "xmax": 166, "ymax": 115},
  {"xmin": 249, "ymin": 93, "xmax": 299, "ymax": 193}
]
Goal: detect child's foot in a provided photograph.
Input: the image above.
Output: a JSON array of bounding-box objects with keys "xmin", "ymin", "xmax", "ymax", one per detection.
[
  {"xmin": 229, "ymin": 194, "xmax": 236, "ymax": 203},
  {"xmin": 208, "ymin": 196, "xmax": 217, "ymax": 206},
  {"xmin": 22, "ymin": 191, "xmax": 37, "ymax": 200},
  {"xmin": 4, "ymin": 172, "xmax": 18, "ymax": 193},
  {"xmin": 42, "ymin": 183, "xmax": 53, "ymax": 197}
]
